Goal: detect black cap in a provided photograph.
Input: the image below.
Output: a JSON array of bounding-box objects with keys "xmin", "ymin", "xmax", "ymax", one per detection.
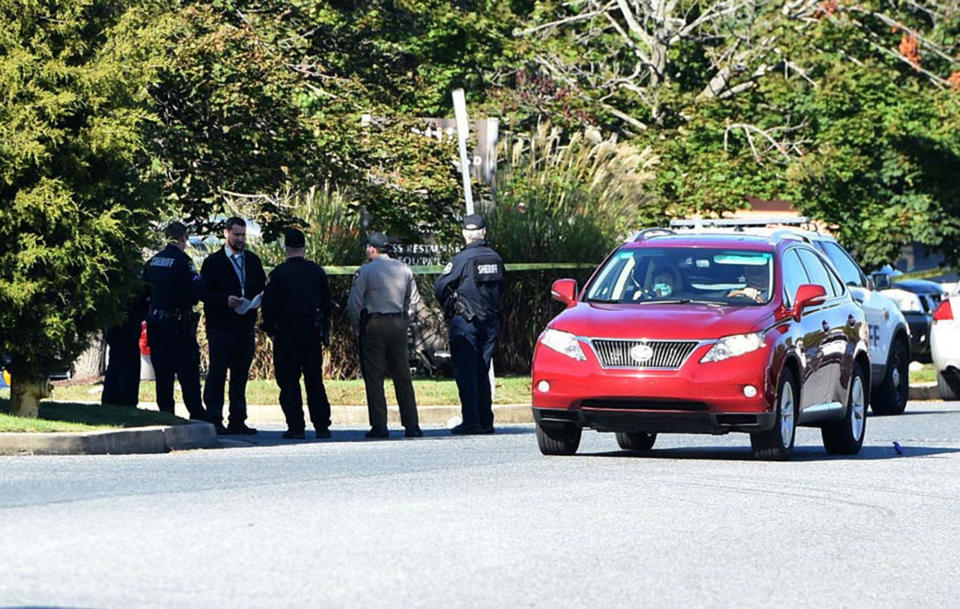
[
  {"xmin": 284, "ymin": 228, "xmax": 305, "ymax": 248},
  {"xmin": 463, "ymin": 214, "xmax": 485, "ymax": 230},
  {"xmin": 365, "ymin": 231, "xmax": 390, "ymax": 248}
]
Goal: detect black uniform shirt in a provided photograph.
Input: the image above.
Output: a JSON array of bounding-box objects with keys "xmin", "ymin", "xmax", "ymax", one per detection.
[
  {"xmin": 261, "ymin": 257, "xmax": 332, "ymax": 337},
  {"xmin": 433, "ymin": 239, "xmax": 505, "ymax": 321},
  {"xmin": 142, "ymin": 244, "xmax": 203, "ymax": 312}
]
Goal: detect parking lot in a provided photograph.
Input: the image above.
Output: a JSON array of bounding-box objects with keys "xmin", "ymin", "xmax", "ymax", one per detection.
[{"xmin": 1, "ymin": 400, "xmax": 958, "ymax": 608}]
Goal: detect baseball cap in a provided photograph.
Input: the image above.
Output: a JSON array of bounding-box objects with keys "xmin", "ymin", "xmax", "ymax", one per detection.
[
  {"xmin": 365, "ymin": 231, "xmax": 390, "ymax": 248},
  {"xmin": 463, "ymin": 214, "xmax": 485, "ymax": 230}
]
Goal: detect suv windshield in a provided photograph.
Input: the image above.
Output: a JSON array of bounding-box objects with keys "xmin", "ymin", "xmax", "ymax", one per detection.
[{"xmin": 585, "ymin": 247, "xmax": 774, "ymax": 305}]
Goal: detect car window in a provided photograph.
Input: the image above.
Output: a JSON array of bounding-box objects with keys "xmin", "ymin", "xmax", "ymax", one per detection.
[
  {"xmin": 797, "ymin": 249, "xmax": 838, "ymax": 298},
  {"xmin": 821, "ymin": 241, "xmax": 864, "ymax": 287},
  {"xmin": 584, "ymin": 247, "xmax": 774, "ymax": 305},
  {"xmin": 781, "ymin": 249, "xmax": 809, "ymax": 308}
]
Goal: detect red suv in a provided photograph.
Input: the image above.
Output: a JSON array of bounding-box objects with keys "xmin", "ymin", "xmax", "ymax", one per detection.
[{"xmin": 531, "ymin": 230, "xmax": 871, "ymax": 460}]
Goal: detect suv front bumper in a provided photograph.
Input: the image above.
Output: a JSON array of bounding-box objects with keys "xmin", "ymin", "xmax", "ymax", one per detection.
[{"xmin": 533, "ymin": 405, "xmax": 777, "ymax": 434}]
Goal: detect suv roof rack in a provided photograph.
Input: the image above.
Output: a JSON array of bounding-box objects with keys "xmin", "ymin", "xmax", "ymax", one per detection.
[
  {"xmin": 630, "ymin": 227, "xmax": 676, "ymax": 241},
  {"xmin": 669, "ymin": 217, "xmax": 811, "ymax": 230}
]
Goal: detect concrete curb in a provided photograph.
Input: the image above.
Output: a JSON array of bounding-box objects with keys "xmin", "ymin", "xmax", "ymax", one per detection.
[
  {"xmin": 0, "ymin": 421, "xmax": 218, "ymax": 456},
  {"xmin": 909, "ymin": 382, "xmax": 939, "ymax": 401}
]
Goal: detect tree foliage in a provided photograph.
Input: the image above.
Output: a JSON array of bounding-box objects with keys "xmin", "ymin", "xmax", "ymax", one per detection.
[{"xmin": 0, "ymin": 0, "xmax": 158, "ymax": 401}]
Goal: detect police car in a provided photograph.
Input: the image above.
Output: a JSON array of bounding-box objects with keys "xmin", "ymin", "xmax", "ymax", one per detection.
[{"xmin": 670, "ymin": 219, "xmax": 911, "ymax": 415}]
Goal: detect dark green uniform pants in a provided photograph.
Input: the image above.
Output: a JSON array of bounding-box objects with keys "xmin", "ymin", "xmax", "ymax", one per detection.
[{"xmin": 361, "ymin": 315, "xmax": 419, "ymax": 430}]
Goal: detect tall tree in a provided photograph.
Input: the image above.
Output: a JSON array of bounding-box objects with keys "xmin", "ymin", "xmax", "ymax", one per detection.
[{"xmin": 0, "ymin": 0, "xmax": 159, "ymax": 415}]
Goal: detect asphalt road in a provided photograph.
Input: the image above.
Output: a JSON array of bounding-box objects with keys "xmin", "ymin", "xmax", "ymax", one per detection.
[{"xmin": 2, "ymin": 400, "xmax": 959, "ymax": 609}]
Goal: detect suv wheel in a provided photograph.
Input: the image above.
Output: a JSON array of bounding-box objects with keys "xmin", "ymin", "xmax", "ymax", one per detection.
[
  {"xmin": 616, "ymin": 431, "xmax": 657, "ymax": 451},
  {"xmin": 535, "ymin": 422, "xmax": 582, "ymax": 456},
  {"xmin": 871, "ymin": 338, "xmax": 908, "ymax": 415},
  {"xmin": 822, "ymin": 363, "xmax": 868, "ymax": 455},
  {"xmin": 751, "ymin": 368, "xmax": 797, "ymax": 461}
]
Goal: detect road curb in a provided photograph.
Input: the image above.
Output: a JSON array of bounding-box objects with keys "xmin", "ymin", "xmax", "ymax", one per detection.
[
  {"xmin": 909, "ymin": 382, "xmax": 939, "ymax": 401},
  {"xmin": 0, "ymin": 421, "xmax": 218, "ymax": 456}
]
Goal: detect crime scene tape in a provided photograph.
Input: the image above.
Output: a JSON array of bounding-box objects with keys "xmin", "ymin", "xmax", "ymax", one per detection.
[
  {"xmin": 321, "ymin": 262, "xmax": 597, "ymax": 276},
  {"xmin": 890, "ymin": 267, "xmax": 956, "ymax": 282}
]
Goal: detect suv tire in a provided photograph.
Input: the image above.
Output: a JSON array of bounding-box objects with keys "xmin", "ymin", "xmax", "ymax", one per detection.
[
  {"xmin": 536, "ymin": 422, "xmax": 582, "ymax": 455},
  {"xmin": 822, "ymin": 363, "xmax": 868, "ymax": 455},
  {"xmin": 751, "ymin": 368, "xmax": 797, "ymax": 461},
  {"xmin": 616, "ymin": 431, "xmax": 657, "ymax": 451},
  {"xmin": 871, "ymin": 338, "xmax": 909, "ymax": 415}
]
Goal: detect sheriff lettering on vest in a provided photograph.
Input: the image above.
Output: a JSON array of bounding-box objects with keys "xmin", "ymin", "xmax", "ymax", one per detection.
[
  {"xmin": 434, "ymin": 214, "xmax": 505, "ymax": 435},
  {"xmin": 142, "ymin": 221, "xmax": 207, "ymax": 420}
]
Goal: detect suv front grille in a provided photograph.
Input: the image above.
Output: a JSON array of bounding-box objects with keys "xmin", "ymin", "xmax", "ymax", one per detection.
[{"xmin": 590, "ymin": 339, "xmax": 699, "ymax": 369}]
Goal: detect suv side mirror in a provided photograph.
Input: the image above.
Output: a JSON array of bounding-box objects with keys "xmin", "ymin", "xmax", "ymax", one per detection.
[
  {"xmin": 551, "ymin": 279, "xmax": 578, "ymax": 307},
  {"xmin": 793, "ymin": 284, "xmax": 827, "ymax": 318}
]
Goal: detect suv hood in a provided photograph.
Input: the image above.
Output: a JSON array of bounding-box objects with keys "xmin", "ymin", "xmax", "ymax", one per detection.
[{"xmin": 550, "ymin": 302, "xmax": 773, "ymax": 340}]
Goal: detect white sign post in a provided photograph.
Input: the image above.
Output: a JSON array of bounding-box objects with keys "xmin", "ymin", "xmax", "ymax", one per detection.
[
  {"xmin": 452, "ymin": 88, "xmax": 475, "ymax": 216},
  {"xmin": 452, "ymin": 88, "xmax": 497, "ymax": 404}
]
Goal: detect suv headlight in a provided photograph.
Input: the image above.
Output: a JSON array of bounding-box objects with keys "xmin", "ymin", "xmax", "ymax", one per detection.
[
  {"xmin": 884, "ymin": 289, "xmax": 923, "ymax": 313},
  {"xmin": 539, "ymin": 328, "xmax": 587, "ymax": 361},
  {"xmin": 701, "ymin": 332, "xmax": 765, "ymax": 363}
]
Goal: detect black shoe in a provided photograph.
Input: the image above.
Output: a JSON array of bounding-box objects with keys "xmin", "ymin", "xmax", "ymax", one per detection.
[
  {"xmin": 282, "ymin": 430, "xmax": 306, "ymax": 440},
  {"xmin": 478, "ymin": 425, "xmax": 495, "ymax": 435},
  {"xmin": 451, "ymin": 423, "xmax": 483, "ymax": 436},
  {"xmin": 213, "ymin": 424, "xmax": 229, "ymax": 435},
  {"xmin": 189, "ymin": 413, "xmax": 208, "ymax": 423},
  {"xmin": 365, "ymin": 426, "xmax": 389, "ymax": 439},
  {"xmin": 404, "ymin": 426, "xmax": 423, "ymax": 438},
  {"xmin": 315, "ymin": 428, "xmax": 331, "ymax": 440},
  {"xmin": 226, "ymin": 423, "xmax": 258, "ymax": 435}
]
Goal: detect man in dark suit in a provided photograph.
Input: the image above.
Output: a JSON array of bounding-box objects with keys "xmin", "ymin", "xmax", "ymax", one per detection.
[
  {"xmin": 261, "ymin": 229, "xmax": 333, "ymax": 440},
  {"xmin": 200, "ymin": 216, "xmax": 266, "ymax": 435}
]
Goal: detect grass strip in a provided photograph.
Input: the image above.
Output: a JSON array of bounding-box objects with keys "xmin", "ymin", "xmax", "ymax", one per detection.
[
  {"xmin": 0, "ymin": 398, "xmax": 187, "ymax": 433},
  {"xmin": 49, "ymin": 376, "xmax": 533, "ymax": 407}
]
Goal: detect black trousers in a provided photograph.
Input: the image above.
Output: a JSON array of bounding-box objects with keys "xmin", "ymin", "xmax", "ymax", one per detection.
[
  {"xmin": 360, "ymin": 316, "xmax": 419, "ymax": 430},
  {"xmin": 274, "ymin": 328, "xmax": 331, "ymax": 432},
  {"xmin": 204, "ymin": 327, "xmax": 255, "ymax": 427},
  {"xmin": 450, "ymin": 315, "xmax": 499, "ymax": 428},
  {"xmin": 102, "ymin": 325, "xmax": 141, "ymax": 407},
  {"xmin": 146, "ymin": 316, "xmax": 204, "ymax": 418}
]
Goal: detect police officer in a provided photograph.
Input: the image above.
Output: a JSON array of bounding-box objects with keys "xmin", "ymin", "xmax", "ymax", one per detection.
[
  {"xmin": 101, "ymin": 290, "xmax": 148, "ymax": 407},
  {"xmin": 261, "ymin": 229, "xmax": 333, "ymax": 440},
  {"xmin": 142, "ymin": 222, "xmax": 207, "ymax": 420},
  {"xmin": 434, "ymin": 215, "xmax": 505, "ymax": 435},
  {"xmin": 347, "ymin": 232, "xmax": 422, "ymax": 439}
]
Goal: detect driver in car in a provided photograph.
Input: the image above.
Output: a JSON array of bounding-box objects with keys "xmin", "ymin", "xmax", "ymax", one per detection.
[
  {"xmin": 650, "ymin": 265, "xmax": 681, "ymax": 298},
  {"xmin": 727, "ymin": 264, "xmax": 769, "ymax": 303}
]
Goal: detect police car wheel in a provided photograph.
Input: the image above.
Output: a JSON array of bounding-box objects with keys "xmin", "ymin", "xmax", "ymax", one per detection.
[
  {"xmin": 615, "ymin": 431, "xmax": 657, "ymax": 451},
  {"xmin": 871, "ymin": 337, "xmax": 909, "ymax": 416},
  {"xmin": 536, "ymin": 422, "xmax": 582, "ymax": 456},
  {"xmin": 938, "ymin": 371, "xmax": 960, "ymax": 401}
]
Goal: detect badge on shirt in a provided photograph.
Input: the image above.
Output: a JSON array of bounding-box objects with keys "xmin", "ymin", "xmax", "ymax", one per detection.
[{"xmin": 441, "ymin": 262, "xmax": 453, "ymax": 275}]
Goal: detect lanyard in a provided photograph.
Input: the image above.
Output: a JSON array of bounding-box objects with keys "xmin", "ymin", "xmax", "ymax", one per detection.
[{"xmin": 230, "ymin": 253, "xmax": 246, "ymax": 297}]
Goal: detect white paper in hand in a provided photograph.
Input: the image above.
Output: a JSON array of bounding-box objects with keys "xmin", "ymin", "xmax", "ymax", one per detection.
[{"xmin": 234, "ymin": 292, "xmax": 262, "ymax": 315}]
